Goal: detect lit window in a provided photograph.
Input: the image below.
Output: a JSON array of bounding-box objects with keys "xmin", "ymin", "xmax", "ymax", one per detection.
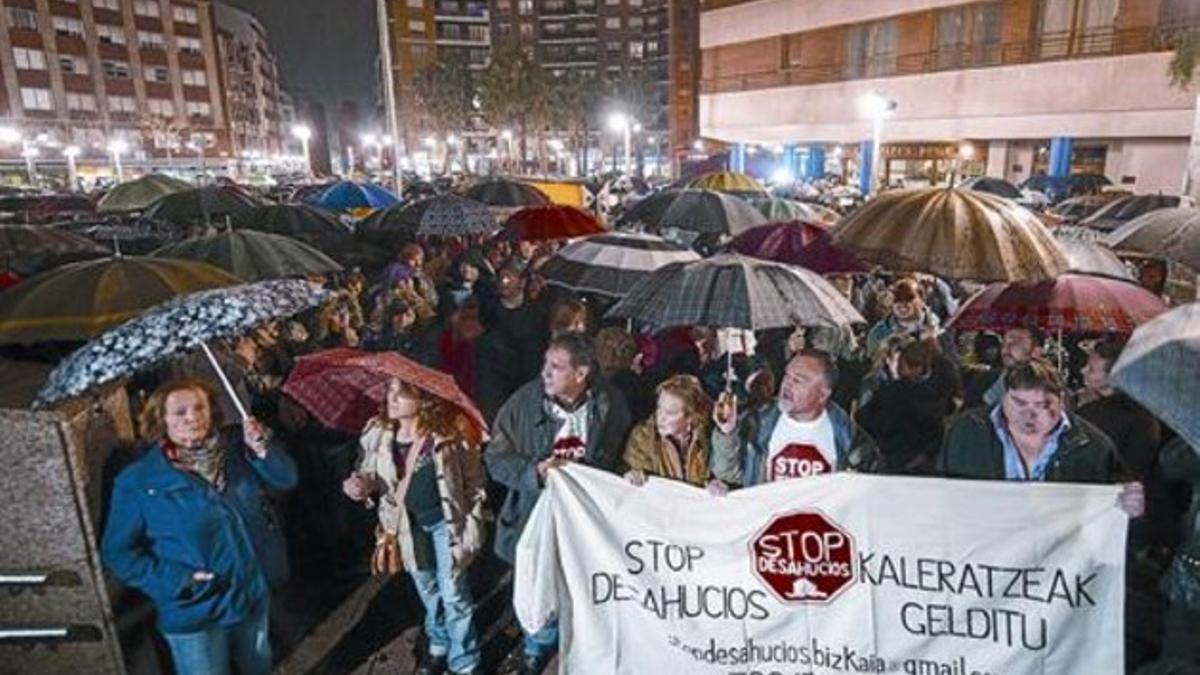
[
  {"xmin": 13, "ymin": 48, "xmax": 47, "ymax": 71},
  {"xmin": 20, "ymin": 87, "xmax": 53, "ymax": 111},
  {"xmin": 134, "ymin": 1, "xmax": 161, "ymax": 18},
  {"xmin": 97, "ymin": 24, "xmax": 127, "ymax": 45},
  {"xmin": 172, "ymin": 5, "xmax": 199, "ymax": 23},
  {"xmin": 53, "ymin": 16, "xmax": 85, "ymax": 37}
]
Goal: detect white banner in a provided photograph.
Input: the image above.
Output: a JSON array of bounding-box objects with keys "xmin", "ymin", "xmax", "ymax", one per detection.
[{"xmin": 515, "ymin": 465, "xmax": 1127, "ymax": 675}]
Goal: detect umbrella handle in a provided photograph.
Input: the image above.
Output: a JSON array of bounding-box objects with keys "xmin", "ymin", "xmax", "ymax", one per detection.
[{"xmin": 200, "ymin": 342, "xmax": 250, "ymax": 422}]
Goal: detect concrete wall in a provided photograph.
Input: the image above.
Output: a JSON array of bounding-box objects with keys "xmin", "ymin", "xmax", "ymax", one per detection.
[
  {"xmin": 1104, "ymin": 138, "xmax": 1189, "ymax": 194},
  {"xmin": 699, "ymin": 52, "xmax": 1194, "ymax": 144}
]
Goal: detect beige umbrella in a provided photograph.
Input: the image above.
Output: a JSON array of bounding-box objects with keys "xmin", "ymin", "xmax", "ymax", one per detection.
[{"xmin": 831, "ymin": 188, "xmax": 1069, "ymax": 283}]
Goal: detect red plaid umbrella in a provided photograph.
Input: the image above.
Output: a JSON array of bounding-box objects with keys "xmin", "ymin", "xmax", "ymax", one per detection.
[
  {"xmin": 729, "ymin": 221, "xmax": 866, "ymax": 274},
  {"xmin": 282, "ymin": 348, "xmax": 488, "ymax": 442},
  {"xmin": 501, "ymin": 205, "xmax": 605, "ymax": 242},
  {"xmin": 948, "ymin": 273, "xmax": 1167, "ymax": 334}
]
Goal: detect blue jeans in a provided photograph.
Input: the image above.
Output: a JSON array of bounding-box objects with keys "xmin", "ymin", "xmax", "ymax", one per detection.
[
  {"xmin": 162, "ymin": 600, "xmax": 271, "ymax": 675},
  {"xmin": 411, "ymin": 521, "xmax": 480, "ymax": 673},
  {"xmin": 524, "ymin": 619, "xmax": 558, "ymax": 659}
]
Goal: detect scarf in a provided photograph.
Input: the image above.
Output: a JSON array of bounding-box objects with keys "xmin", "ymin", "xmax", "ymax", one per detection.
[
  {"xmin": 546, "ymin": 394, "xmax": 590, "ymax": 460},
  {"xmin": 163, "ymin": 434, "xmax": 228, "ymax": 491}
]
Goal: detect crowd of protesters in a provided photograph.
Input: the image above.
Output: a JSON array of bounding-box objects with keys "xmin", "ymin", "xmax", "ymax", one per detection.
[{"xmin": 97, "ymin": 229, "xmax": 1200, "ymax": 675}]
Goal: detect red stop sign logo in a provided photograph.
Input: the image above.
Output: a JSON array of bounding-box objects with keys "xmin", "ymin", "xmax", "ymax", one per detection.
[
  {"xmin": 750, "ymin": 510, "xmax": 856, "ymax": 604},
  {"xmin": 769, "ymin": 444, "xmax": 832, "ymax": 481}
]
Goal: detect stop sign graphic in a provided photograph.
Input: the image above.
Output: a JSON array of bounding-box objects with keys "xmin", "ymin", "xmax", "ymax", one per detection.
[
  {"xmin": 769, "ymin": 443, "xmax": 832, "ymax": 481},
  {"xmin": 750, "ymin": 510, "xmax": 856, "ymax": 604}
]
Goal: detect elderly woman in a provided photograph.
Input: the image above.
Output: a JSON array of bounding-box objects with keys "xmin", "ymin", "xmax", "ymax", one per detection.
[
  {"xmin": 623, "ymin": 374, "xmax": 725, "ymax": 493},
  {"xmin": 102, "ymin": 379, "xmax": 297, "ymax": 675},
  {"xmin": 342, "ymin": 378, "xmax": 487, "ymax": 675}
]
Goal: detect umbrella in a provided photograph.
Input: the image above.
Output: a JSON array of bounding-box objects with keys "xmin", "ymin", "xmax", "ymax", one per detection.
[
  {"xmin": 36, "ymin": 278, "xmax": 329, "ymax": 404},
  {"xmin": 152, "ymin": 230, "xmax": 342, "ymax": 281},
  {"xmin": 1081, "ymin": 194, "xmax": 1181, "ymax": 232},
  {"xmin": 282, "ymin": 348, "xmax": 487, "ymax": 442},
  {"xmin": 615, "ymin": 189, "xmax": 682, "ymax": 230},
  {"xmin": 358, "ymin": 194, "xmax": 496, "ymax": 239},
  {"xmin": 313, "ymin": 181, "xmax": 400, "ymax": 213},
  {"xmin": 960, "ymin": 176, "xmax": 1022, "ymax": 201},
  {"xmin": 1058, "ymin": 240, "xmax": 1133, "ymax": 280},
  {"xmin": 290, "ymin": 182, "xmax": 337, "ymax": 203},
  {"xmin": 753, "ymin": 198, "xmax": 839, "ymax": 226},
  {"xmin": 657, "ymin": 189, "xmax": 767, "ymax": 237},
  {"xmin": 1052, "ymin": 225, "xmax": 1109, "ymax": 244},
  {"xmin": 0, "ymin": 225, "xmax": 109, "ymax": 275},
  {"xmin": 0, "ymin": 256, "xmax": 240, "ymax": 345},
  {"xmin": 145, "ymin": 186, "xmax": 262, "ymax": 226},
  {"xmin": 831, "ymin": 188, "xmax": 1069, "ymax": 283},
  {"xmin": 1105, "ymin": 207, "xmax": 1200, "ymax": 270},
  {"xmin": 462, "ymin": 179, "xmax": 550, "ymax": 208},
  {"xmin": 1111, "ymin": 303, "xmax": 1200, "ymax": 453},
  {"xmin": 229, "ymin": 203, "xmax": 352, "ymax": 241},
  {"xmin": 1050, "ymin": 195, "xmax": 1116, "ymax": 224},
  {"xmin": 947, "ymin": 273, "xmax": 1167, "ymax": 334},
  {"xmin": 729, "ymin": 221, "xmax": 866, "ymax": 275},
  {"xmin": 501, "ymin": 205, "xmax": 605, "ymax": 242},
  {"xmin": 97, "ymin": 174, "xmax": 192, "ymax": 213},
  {"xmin": 539, "ymin": 232, "xmax": 700, "ymax": 298},
  {"xmin": 688, "ymin": 171, "xmax": 768, "ymax": 197},
  {"xmin": 606, "ymin": 253, "xmax": 863, "ymax": 332},
  {"xmin": 0, "ymin": 194, "xmax": 96, "ymax": 224}
]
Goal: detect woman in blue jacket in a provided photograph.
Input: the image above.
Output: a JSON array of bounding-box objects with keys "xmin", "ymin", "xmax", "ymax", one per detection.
[{"xmin": 102, "ymin": 378, "xmax": 297, "ymax": 675}]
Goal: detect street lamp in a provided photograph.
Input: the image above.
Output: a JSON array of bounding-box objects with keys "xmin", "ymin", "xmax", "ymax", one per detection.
[
  {"xmin": 107, "ymin": 139, "xmax": 129, "ymax": 182},
  {"xmin": 0, "ymin": 126, "xmax": 20, "ymax": 145},
  {"xmin": 291, "ymin": 124, "xmax": 313, "ymax": 178},
  {"xmin": 63, "ymin": 146, "xmax": 80, "ymax": 191},
  {"xmin": 857, "ymin": 91, "xmax": 896, "ymax": 195},
  {"xmin": 21, "ymin": 144, "xmax": 39, "ymax": 183},
  {"xmin": 608, "ymin": 112, "xmax": 634, "ymax": 175}
]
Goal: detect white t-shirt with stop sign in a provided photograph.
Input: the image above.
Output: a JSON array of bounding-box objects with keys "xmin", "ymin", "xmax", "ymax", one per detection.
[{"xmin": 767, "ymin": 409, "xmax": 837, "ymax": 481}]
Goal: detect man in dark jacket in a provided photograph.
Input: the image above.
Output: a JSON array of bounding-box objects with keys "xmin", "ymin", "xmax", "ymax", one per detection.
[
  {"xmin": 711, "ymin": 349, "xmax": 881, "ymax": 487},
  {"xmin": 485, "ymin": 333, "xmax": 632, "ymax": 675},
  {"xmin": 940, "ymin": 359, "xmax": 1144, "ymax": 515}
]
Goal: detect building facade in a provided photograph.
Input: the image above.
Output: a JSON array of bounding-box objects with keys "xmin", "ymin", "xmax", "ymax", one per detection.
[
  {"xmin": 383, "ymin": 0, "xmax": 699, "ymax": 173},
  {"xmin": 214, "ymin": 1, "xmax": 282, "ymax": 157},
  {"xmin": 0, "ymin": 0, "xmax": 234, "ymax": 173},
  {"xmin": 699, "ymin": 0, "xmax": 1200, "ymax": 194}
]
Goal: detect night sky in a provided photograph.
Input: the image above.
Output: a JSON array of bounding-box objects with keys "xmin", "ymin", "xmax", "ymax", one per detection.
[{"xmin": 220, "ymin": 0, "xmax": 379, "ymax": 117}]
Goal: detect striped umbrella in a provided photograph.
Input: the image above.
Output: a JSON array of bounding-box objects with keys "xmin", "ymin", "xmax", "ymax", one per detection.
[
  {"xmin": 358, "ymin": 194, "xmax": 497, "ymax": 239},
  {"xmin": 1112, "ymin": 303, "xmax": 1200, "ymax": 454},
  {"xmin": 832, "ymin": 188, "xmax": 1069, "ymax": 283},
  {"xmin": 606, "ymin": 253, "xmax": 863, "ymax": 332},
  {"xmin": 753, "ymin": 198, "xmax": 840, "ymax": 226},
  {"xmin": 540, "ymin": 232, "xmax": 700, "ymax": 298},
  {"xmin": 1106, "ymin": 207, "xmax": 1200, "ymax": 270},
  {"xmin": 947, "ymin": 273, "xmax": 1167, "ymax": 334},
  {"xmin": 688, "ymin": 171, "xmax": 768, "ymax": 198},
  {"xmin": 658, "ymin": 189, "xmax": 767, "ymax": 237}
]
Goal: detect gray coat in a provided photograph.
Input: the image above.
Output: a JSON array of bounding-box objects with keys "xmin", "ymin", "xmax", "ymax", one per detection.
[{"xmin": 484, "ymin": 378, "xmax": 632, "ymax": 563}]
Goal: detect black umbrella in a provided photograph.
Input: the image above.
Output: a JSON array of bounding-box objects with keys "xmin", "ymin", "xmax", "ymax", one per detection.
[
  {"xmin": 0, "ymin": 225, "xmax": 109, "ymax": 275},
  {"xmin": 152, "ymin": 230, "xmax": 343, "ymax": 281},
  {"xmin": 1081, "ymin": 194, "xmax": 1181, "ymax": 232},
  {"xmin": 145, "ymin": 186, "xmax": 263, "ymax": 227},
  {"xmin": 462, "ymin": 179, "xmax": 550, "ymax": 208},
  {"xmin": 358, "ymin": 194, "xmax": 497, "ymax": 240},
  {"xmin": 615, "ymin": 189, "xmax": 682, "ymax": 230},
  {"xmin": 606, "ymin": 253, "xmax": 863, "ymax": 332},
  {"xmin": 657, "ymin": 189, "xmax": 767, "ymax": 237},
  {"xmin": 229, "ymin": 203, "xmax": 350, "ymax": 241},
  {"xmin": 962, "ymin": 176, "xmax": 1022, "ymax": 200}
]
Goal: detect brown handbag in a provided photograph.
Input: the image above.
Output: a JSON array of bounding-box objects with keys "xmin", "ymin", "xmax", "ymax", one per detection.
[{"xmin": 370, "ymin": 526, "xmax": 403, "ymax": 576}]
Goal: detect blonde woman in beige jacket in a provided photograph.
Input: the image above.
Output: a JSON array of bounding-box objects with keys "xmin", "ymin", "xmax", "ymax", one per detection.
[{"xmin": 342, "ymin": 378, "xmax": 487, "ymax": 675}]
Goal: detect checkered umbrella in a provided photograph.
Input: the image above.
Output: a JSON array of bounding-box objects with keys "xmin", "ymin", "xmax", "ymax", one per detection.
[
  {"xmin": 358, "ymin": 194, "xmax": 497, "ymax": 239},
  {"xmin": 282, "ymin": 348, "xmax": 487, "ymax": 443},
  {"xmin": 1112, "ymin": 303, "xmax": 1200, "ymax": 455},
  {"xmin": 540, "ymin": 232, "xmax": 700, "ymax": 298},
  {"xmin": 605, "ymin": 253, "xmax": 863, "ymax": 331},
  {"xmin": 36, "ymin": 278, "xmax": 328, "ymax": 405}
]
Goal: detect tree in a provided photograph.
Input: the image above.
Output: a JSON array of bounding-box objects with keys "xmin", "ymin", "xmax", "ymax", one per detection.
[
  {"xmin": 546, "ymin": 71, "xmax": 603, "ymax": 175},
  {"xmin": 139, "ymin": 114, "xmax": 188, "ymax": 165},
  {"xmin": 478, "ymin": 40, "xmax": 550, "ymax": 172},
  {"xmin": 413, "ymin": 55, "xmax": 475, "ymax": 172},
  {"xmin": 1168, "ymin": 26, "xmax": 1200, "ymax": 201}
]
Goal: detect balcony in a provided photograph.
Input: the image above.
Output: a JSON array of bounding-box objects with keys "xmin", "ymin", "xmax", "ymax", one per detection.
[
  {"xmin": 701, "ymin": 23, "xmax": 1195, "ymax": 95},
  {"xmin": 435, "ymin": 1, "xmax": 488, "ymax": 23}
]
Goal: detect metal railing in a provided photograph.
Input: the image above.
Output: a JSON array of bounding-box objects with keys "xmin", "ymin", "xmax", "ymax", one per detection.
[{"xmin": 701, "ymin": 23, "xmax": 1197, "ymax": 94}]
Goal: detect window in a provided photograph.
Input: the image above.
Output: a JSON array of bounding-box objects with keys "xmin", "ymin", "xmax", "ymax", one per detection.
[
  {"xmin": 173, "ymin": 5, "xmax": 198, "ymax": 23},
  {"xmin": 605, "ymin": 40, "xmax": 621, "ymax": 54},
  {"xmin": 102, "ymin": 59, "xmax": 131, "ymax": 79},
  {"xmin": 605, "ymin": 17, "xmax": 620, "ymax": 29},
  {"xmin": 468, "ymin": 24, "xmax": 488, "ymax": 41},
  {"xmin": 177, "ymin": 36, "xmax": 202, "ymax": 53},
  {"xmin": 108, "ymin": 95, "xmax": 136, "ymax": 113},
  {"xmin": 408, "ymin": 0, "xmax": 424, "ymax": 6},
  {"xmin": 519, "ymin": 23, "xmax": 533, "ymax": 38},
  {"xmin": 93, "ymin": 0, "xmax": 120, "ymax": 9},
  {"xmin": 13, "ymin": 48, "xmax": 47, "ymax": 71},
  {"xmin": 1037, "ymin": 0, "xmax": 1118, "ymax": 57},
  {"xmin": 186, "ymin": 100, "xmax": 211, "ymax": 117},
  {"xmin": 7, "ymin": 8, "xmax": 37, "ymax": 31},
  {"xmin": 60, "ymin": 55, "xmax": 90, "ymax": 75},
  {"xmin": 148, "ymin": 98, "xmax": 175, "ymax": 117},
  {"xmin": 935, "ymin": 2, "xmax": 1002, "ymax": 70},
  {"xmin": 578, "ymin": 0, "xmax": 596, "ymax": 7},
  {"xmin": 518, "ymin": 0, "xmax": 532, "ymax": 15},
  {"xmin": 20, "ymin": 88, "xmax": 53, "ymax": 111},
  {"xmin": 53, "ymin": 16, "xmax": 85, "ymax": 37},
  {"xmin": 576, "ymin": 20, "xmax": 596, "ymax": 32},
  {"xmin": 139, "ymin": 31, "xmax": 166, "ymax": 50},
  {"xmin": 629, "ymin": 0, "xmax": 642, "ymax": 5},
  {"xmin": 544, "ymin": 21, "xmax": 566, "ymax": 35},
  {"xmin": 629, "ymin": 15, "xmax": 643, "ymax": 29},
  {"xmin": 843, "ymin": 19, "xmax": 897, "ymax": 79},
  {"xmin": 646, "ymin": 39, "xmax": 660, "ymax": 56},
  {"xmin": 144, "ymin": 65, "xmax": 170, "ymax": 82},
  {"xmin": 495, "ymin": 0, "xmax": 510, "ymax": 10},
  {"xmin": 97, "ymin": 24, "xmax": 126, "ymax": 45},
  {"xmin": 67, "ymin": 92, "xmax": 97, "ymax": 111},
  {"xmin": 134, "ymin": 0, "xmax": 161, "ymax": 18},
  {"xmin": 545, "ymin": 0, "xmax": 566, "ymax": 10},
  {"xmin": 628, "ymin": 41, "xmax": 643, "ymax": 59},
  {"xmin": 182, "ymin": 69, "xmax": 207, "ymax": 86},
  {"xmin": 408, "ymin": 19, "xmax": 425, "ymax": 33},
  {"xmin": 606, "ymin": 0, "xmax": 621, "ymax": 5}
]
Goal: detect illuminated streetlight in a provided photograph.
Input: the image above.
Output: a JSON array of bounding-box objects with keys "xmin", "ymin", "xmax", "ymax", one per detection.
[
  {"xmin": 959, "ymin": 143, "xmax": 976, "ymax": 160},
  {"xmin": 608, "ymin": 112, "xmax": 636, "ymax": 175},
  {"xmin": 291, "ymin": 124, "xmax": 313, "ymax": 177},
  {"xmin": 63, "ymin": 146, "xmax": 80, "ymax": 191},
  {"xmin": 693, "ymin": 139, "xmax": 705, "ymax": 152},
  {"xmin": 0, "ymin": 126, "xmax": 20, "ymax": 144},
  {"xmin": 108, "ymin": 139, "xmax": 130, "ymax": 181},
  {"xmin": 857, "ymin": 91, "xmax": 897, "ymax": 195},
  {"xmin": 21, "ymin": 144, "xmax": 39, "ymax": 183}
]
